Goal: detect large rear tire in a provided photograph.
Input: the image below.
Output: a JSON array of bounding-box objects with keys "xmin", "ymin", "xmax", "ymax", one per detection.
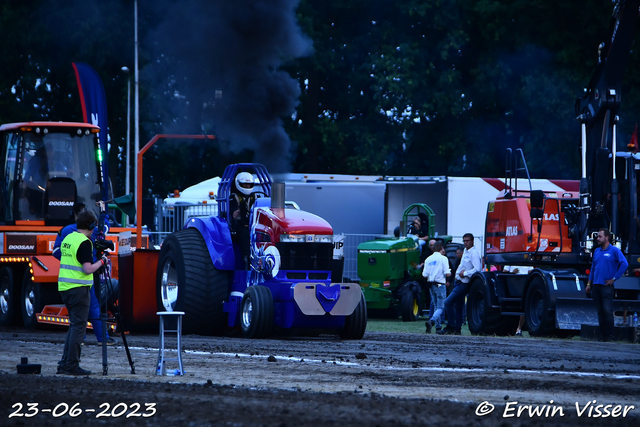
[
  {"xmin": 467, "ymin": 278, "xmax": 508, "ymax": 335},
  {"xmin": 340, "ymin": 292, "xmax": 367, "ymax": 339},
  {"xmin": 0, "ymin": 266, "xmax": 15, "ymax": 326},
  {"xmin": 240, "ymin": 285, "xmax": 274, "ymax": 338},
  {"xmin": 21, "ymin": 270, "xmax": 62, "ymax": 329},
  {"xmin": 525, "ymin": 278, "xmax": 556, "ymax": 337},
  {"xmin": 400, "ymin": 281, "xmax": 421, "ymax": 322},
  {"xmin": 156, "ymin": 228, "xmax": 230, "ymax": 335},
  {"xmin": 445, "ymin": 242, "xmax": 463, "ymax": 265}
]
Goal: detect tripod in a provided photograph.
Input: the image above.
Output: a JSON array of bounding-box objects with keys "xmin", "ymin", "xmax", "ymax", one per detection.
[{"xmin": 98, "ymin": 258, "xmax": 136, "ymax": 375}]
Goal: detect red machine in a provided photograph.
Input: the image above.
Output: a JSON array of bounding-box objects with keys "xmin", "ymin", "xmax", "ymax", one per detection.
[
  {"xmin": 467, "ymin": 1, "xmax": 640, "ymax": 337},
  {"xmin": 0, "ymin": 122, "xmax": 137, "ymax": 329}
]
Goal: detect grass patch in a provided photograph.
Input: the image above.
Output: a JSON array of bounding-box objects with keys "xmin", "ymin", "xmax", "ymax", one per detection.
[{"xmin": 366, "ymin": 317, "xmax": 475, "ymax": 336}]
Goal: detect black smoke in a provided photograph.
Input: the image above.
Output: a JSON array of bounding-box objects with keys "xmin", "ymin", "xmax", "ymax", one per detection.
[{"xmin": 143, "ymin": 0, "xmax": 312, "ymax": 172}]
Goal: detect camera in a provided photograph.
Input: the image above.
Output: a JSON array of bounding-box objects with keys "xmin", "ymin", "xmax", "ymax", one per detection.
[{"xmin": 95, "ymin": 239, "xmax": 115, "ymax": 254}]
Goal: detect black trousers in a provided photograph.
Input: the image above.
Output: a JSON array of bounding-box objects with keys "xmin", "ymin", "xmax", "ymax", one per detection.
[
  {"xmin": 60, "ymin": 286, "xmax": 91, "ymax": 369},
  {"xmin": 592, "ymin": 284, "xmax": 614, "ymax": 341}
]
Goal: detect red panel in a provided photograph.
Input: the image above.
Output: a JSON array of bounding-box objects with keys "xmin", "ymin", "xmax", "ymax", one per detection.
[
  {"xmin": 483, "ymin": 178, "xmax": 507, "ymax": 192},
  {"xmin": 132, "ymin": 250, "xmax": 160, "ymax": 326}
]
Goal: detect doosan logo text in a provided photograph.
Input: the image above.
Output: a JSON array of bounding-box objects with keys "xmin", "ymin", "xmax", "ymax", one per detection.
[
  {"xmin": 49, "ymin": 201, "xmax": 74, "ymax": 206},
  {"xmin": 8, "ymin": 245, "xmax": 34, "ymax": 250}
]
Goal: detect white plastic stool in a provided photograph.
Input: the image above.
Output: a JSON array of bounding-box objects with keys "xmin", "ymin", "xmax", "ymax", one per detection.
[{"xmin": 156, "ymin": 311, "xmax": 185, "ymax": 376}]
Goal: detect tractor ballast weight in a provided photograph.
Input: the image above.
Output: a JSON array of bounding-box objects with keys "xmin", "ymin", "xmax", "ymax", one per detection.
[{"xmin": 156, "ymin": 163, "xmax": 366, "ymax": 338}]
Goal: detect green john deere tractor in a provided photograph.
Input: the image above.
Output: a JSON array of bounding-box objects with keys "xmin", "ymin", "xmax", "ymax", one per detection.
[{"xmin": 358, "ymin": 203, "xmax": 452, "ymax": 321}]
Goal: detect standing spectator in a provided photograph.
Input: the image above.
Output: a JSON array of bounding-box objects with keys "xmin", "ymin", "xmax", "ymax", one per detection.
[
  {"xmin": 425, "ymin": 239, "xmax": 436, "ymax": 262},
  {"xmin": 586, "ymin": 228, "xmax": 628, "ymax": 342},
  {"xmin": 438, "ymin": 233, "xmax": 482, "ymax": 335},
  {"xmin": 57, "ymin": 210, "xmax": 109, "ymax": 375},
  {"xmin": 423, "ymin": 241, "xmax": 450, "ymax": 333},
  {"xmin": 53, "ymin": 202, "xmax": 117, "ymax": 346}
]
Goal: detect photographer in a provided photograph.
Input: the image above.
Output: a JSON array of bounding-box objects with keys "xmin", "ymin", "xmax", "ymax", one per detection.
[
  {"xmin": 57, "ymin": 210, "xmax": 109, "ymax": 375},
  {"xmin": 53, "ymin": 201, "xmax": 117, "ymax": 346}
]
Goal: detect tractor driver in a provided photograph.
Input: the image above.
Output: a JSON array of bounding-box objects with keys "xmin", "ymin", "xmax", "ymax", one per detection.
[
  {"xmin": 230, "ymin": 172, "xmax": 256, "ymax": 264},
  {"xmin": 407, "ymin": 216, "xmax": 430, "ymax": 261}
]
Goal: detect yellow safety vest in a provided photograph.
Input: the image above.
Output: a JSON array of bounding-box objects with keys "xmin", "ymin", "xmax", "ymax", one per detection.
[{"xmin": 58, "ymin": 231, "xmax": 93, "ymax": 292}]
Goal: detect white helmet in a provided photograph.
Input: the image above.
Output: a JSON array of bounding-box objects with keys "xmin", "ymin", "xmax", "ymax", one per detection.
[{"xmin": 235, "ymin": 172, "xmax": 254, "ymax": 195}]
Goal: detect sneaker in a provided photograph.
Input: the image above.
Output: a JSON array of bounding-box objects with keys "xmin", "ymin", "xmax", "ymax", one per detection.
[
  {"xmin": 56, "ymin": 364, "xmax": 67, "ymax": 374},
  {"xmin": 515, "ymin": 330, "xmax": 522, "ymax": 336},
  {"xmin": 435, "ymin": 326, "xmax": 442, "ymax": 332},
  {"xmin": 97, "ymin": 337, "xmax": 118, "ymax": 346},
  {"xmin": 437, "ymin": 326, "xmax": 455, "ymax": 335},
  {"xmin": 453, "ymin": 329, "xmax": 462, "ymax": 335},
  {"xmin": 65, "ymin": 366, "xmax": 92, "ymax": 376},
  {"xmin": 425, "ymin": 320, "xmax": 433, "ymax": 334}
]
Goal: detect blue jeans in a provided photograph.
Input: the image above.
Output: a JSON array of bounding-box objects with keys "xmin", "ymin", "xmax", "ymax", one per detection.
[
  {"xmin": 444, "ymin": 280, "xmax": 470, "ymax": 330},
  {"xmin": 87, "ymin": 283, "xmax": 109, "ymax": 342},
  {"xmin": 429, "ymin": 284, "xmax": 446, "ymax": 328}
]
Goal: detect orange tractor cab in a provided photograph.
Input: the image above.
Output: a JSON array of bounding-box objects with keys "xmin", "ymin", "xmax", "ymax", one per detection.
[
  {"xmin": 0, "ymin": 122, "xmax": 135, "ymax": 330},
  {"xmin": 485, "ymin": 185, "xmax": 576, "ymax": 260}
]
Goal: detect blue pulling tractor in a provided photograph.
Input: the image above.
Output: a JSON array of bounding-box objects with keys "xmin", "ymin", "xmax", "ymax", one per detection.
[{"xmin": 156, "ymin": 163, "xmax": 367, "ymax": 338}]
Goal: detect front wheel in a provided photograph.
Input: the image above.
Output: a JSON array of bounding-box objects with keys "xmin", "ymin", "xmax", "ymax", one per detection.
[
  {"xmin": 0, "ymin": 266, "xmax": 15, "ymax": 326},
  {"xmin": 467, "ymin": 278, "xmax": 508, "ymax": 335},
  {"xmin": 525, "ymin": 278, "xmax": 555, "ymax": 337},
  {"xmin": 399, "ymin": 281, "xmax": 421, "ymax": 322},
  {"xmin": 240, "ymin": 285, "xmax": 274, "ymax": 339},
  {"xmin": 340, "ymin": 292, "xmax": 367, "ymax": 339},
  {"xmin": 21, "ymin": 270, "xmax": 61, "ymax": 329}
]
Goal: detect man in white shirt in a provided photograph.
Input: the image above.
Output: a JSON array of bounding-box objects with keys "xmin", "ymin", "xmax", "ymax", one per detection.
[
  {"xmin": 423, "ymin": 241, "xmax": 451, "ymax": 333},
  {"xmin": 438, "ymin": 233, "xmax": 482, "ymax": 335}
]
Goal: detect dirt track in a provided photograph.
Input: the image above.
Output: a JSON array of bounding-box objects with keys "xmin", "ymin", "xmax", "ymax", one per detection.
[{"xmin": 0, "ymin": 326, "xmax": 639, "ymax": 426}]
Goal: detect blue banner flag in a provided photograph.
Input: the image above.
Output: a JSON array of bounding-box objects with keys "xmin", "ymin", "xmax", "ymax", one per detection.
[{"xmin": 72, "ymin": 62, "xmax": 110, "ymax": 201}]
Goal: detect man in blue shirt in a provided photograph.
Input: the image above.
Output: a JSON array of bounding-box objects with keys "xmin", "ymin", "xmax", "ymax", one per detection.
[
  {"xmin": 53, "ymin": 202, "xmax": 117, "ymax": 346},
  {"xmin": 587, "ymin": 228, "xmax": 628, "ymax": 342}
]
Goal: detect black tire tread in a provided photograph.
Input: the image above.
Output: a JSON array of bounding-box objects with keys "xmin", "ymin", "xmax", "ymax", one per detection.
[
  {"xmin": 467, "ymin": 279, "xmax": 510, "ymax": 336},
  {"xmin": 0, "ymin": 266, "xmax": 15, "ymax": 326},
  {"xmin": 340, "ymin": 293, "xmax": 367, "ymax": 339},
  {"xmin": 400, "ymin": 290, "xmax": 418, "ymax": 322},
  {"xmin": 242, "ymin": 285, "xmax": 274, "ymax": 338},
  {"xmin": 22, "ymin": 269, "xmax": 61, "ymax": 329},
  {"xmin": 525, "ymin": 279, "xmax": 556, "ymax": 337}
]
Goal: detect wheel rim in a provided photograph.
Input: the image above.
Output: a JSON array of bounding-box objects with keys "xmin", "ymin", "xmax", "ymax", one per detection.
[
  {"xmin": 24, "ymin": 284, "xmax": 35, "ymax": 318},
  {"xmin": 161, "ymin": 258, "xmax": 178, "ymax": 311},
  {"xmin": 471, "ymin": 291, "xmax": 485, "ymax": 326},
  {"xmin": 528, "ymin": 289, "xmax": 544, "ymax": 328},
  {"xmin": 242, "ymin": 298, "xmax": 253, "ymax": 329},
  {"xmin": 1, "ymin": 286, "xmax": 8, "ymax": 315}
]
